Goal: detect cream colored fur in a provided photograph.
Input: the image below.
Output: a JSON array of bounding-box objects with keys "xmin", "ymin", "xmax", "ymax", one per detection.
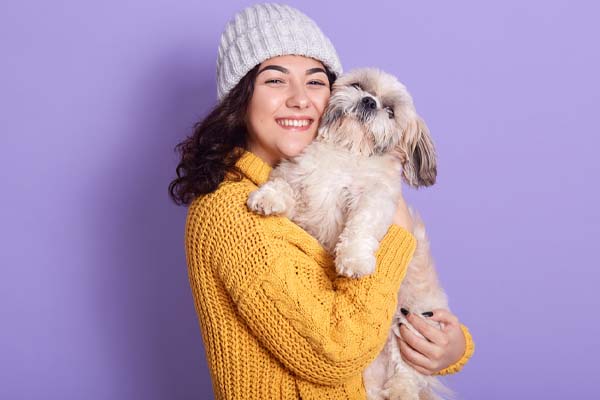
[{"xmin": 247, "ymin": 68, "xmax": 454, "ymax": 399}]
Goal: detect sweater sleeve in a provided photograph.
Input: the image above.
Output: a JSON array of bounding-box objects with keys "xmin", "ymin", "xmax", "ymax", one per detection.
[
  {"xmin": 193, "ymin": 189, "xmax": 417, "ymax": 386},
  {"xmin": 433, "ymin": 323, "xmax": 475, "ymax": 375}
]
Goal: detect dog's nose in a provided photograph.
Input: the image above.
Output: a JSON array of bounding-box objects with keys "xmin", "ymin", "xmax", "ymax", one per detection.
[{"xmin": 361, "ymin": 96, "xmax": 377, "ymax": 110}]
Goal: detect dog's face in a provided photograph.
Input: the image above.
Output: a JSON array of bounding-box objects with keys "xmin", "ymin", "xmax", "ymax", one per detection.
[{"xmin": 317, "ymin": 68, "xmax": 437, "ymax": 187}]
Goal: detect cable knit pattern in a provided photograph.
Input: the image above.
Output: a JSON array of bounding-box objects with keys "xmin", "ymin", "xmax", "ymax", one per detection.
[{"xmin": 185, "ymin": 150, "xmax": 474, "ymax": 399}]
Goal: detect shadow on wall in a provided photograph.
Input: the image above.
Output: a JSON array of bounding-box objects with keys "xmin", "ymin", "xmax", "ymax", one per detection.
[{"xmin": 84, "ymin": 42, "xmax": 217, "ymax": 399}]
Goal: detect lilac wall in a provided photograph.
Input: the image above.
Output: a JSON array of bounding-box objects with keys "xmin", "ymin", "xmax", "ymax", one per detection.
[{"xmin": 2, "ymin": 0, "xmax": 598, "ymax": 398}]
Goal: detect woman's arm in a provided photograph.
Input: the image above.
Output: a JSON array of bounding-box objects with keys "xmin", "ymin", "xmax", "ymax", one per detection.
[{"xmin": 186, "ymin": 188, "xmax": 417, "ymax": 386}]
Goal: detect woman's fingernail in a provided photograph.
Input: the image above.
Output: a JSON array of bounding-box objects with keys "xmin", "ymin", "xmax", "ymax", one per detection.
[
  {"xmin": 422, "ymin": 311, "xmax": 434, "ymax": 317},
  {"xmin": 401, "ymin": 308, "xmax": 409, "ymax": 316}
]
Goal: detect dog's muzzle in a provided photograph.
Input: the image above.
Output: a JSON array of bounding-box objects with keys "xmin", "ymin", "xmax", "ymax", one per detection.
[
  {"xmin": 360, "ymin": 96, "xmax": 377, "ymax": 111},
  {"xmin": 357, "ymin": 96, "xmax": 377, "ymax": 123}
]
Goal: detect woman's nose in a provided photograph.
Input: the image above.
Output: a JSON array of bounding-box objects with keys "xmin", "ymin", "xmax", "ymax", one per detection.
[{"xmin": 286, "ymin": 84, "xmax": 310, "ymax": 109}]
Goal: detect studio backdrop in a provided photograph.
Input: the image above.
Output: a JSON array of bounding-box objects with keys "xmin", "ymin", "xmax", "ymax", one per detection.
[{"xmin": 1, "ymin": 0, "xmax": 598, "ymax": 399}]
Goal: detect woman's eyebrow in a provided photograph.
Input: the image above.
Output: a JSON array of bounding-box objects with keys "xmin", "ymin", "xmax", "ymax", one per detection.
[
  {"xmin": 257, "ymin": 65, "xmax": 327, "ymax": 76},
  {"xmin": 258, "ymin": 65, "xmax": 288, "ymax": 75},
  {"xmin": 306, "ymin": 67, "xmax": 327, "ymax": 76}
]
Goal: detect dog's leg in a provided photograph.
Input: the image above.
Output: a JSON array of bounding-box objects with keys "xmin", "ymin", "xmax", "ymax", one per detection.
[
  {"xmin": 386, "ymin": 212, "xmax": 453, "ymax": 400},
  {"xmin": 334, "ymin": 191, "xmax": 396, "ymax": 278},
  {"xmin": 379, "ymin": 316, "xmax": 430, "ymax": 400},
  {"xmin": 247, "ymin": 178, "xmax": 296, "ymax": 218}
]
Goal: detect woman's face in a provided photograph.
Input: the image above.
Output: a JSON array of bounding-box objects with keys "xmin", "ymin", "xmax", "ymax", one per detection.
[{"xmin": 245, "ymin": 55, "xmax": 331, "ymax": 166}]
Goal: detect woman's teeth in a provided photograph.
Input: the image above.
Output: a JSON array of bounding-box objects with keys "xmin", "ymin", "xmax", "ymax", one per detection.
[{"xmin": 276, "ymin": 119, "xmax": 311, "ymax": 127}]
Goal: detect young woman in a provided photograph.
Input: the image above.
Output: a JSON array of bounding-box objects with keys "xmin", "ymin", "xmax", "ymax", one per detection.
[{"xmin": 169, "ymin": 4, "xmax": 474, "ymax": 399}]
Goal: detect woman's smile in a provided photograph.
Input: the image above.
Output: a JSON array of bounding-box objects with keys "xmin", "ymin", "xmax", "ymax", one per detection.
[{"xmin": 275, "ymin": 117, "xmax": 314, "ymax": 131}]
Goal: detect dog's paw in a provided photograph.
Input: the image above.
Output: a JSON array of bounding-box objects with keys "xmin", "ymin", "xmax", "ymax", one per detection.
[
  {"xmin": 383, "ymin": 380, "xmax": 420, "ymax": 400},
  {"xmin": 366, "ymin": 387, "xmax": 389, "ymax": 400},
  {"xmin": 336, "ymin": 255, "xmax": 376, "ymax": 278},
  {"xmin": 334, "ymin": 242, "xmax": 376, "ymax": 278},
  {"xmin": 247, "ymin": 187, "xmax": 288, "ymax": 216}
]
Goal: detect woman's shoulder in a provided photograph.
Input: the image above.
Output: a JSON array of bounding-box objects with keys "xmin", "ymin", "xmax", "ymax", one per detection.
[
  {"xmin": 186, "ymin": 176, "xmax": 329, "ymax": 261},
  {"xmin": 190, "ymin": 176, "xmax": 252, "ymax": 206},
  {"xmin": 187, "ymin": 177, "xmax": 255, "ymax": 227}
]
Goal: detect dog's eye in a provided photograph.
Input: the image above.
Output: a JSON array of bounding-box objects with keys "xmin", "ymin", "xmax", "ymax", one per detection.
[
  {"xmin": 385, "ymin": 106, "xmax": 395, "ymax": 119},
  {"xmin": 351, "ymin": 83, "xmax": 362, "ymax": 90}
]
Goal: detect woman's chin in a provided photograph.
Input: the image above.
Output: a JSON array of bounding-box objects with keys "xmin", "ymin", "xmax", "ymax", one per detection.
[
  {"xmin": 278, "ymin": 136, "xmax": 315, "ymax": 159},
  {"xmin": 279, "ymin": 143, "xmax": 310, "ymax": 160}
]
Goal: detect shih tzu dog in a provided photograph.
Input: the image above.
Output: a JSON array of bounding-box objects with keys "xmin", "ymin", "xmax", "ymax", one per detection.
[{"xmin": 247, "ymin": 68, "xmax": 453, "ymax": 400}]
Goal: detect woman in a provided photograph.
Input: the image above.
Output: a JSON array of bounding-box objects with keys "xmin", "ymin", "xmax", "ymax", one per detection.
[{"xmin": 169, "ymin": 4, "xmax": 474, "ymax": 399}]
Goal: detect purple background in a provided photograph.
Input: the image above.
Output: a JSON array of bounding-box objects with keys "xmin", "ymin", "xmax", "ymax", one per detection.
[{"xmin": 2, "ymin": 0, "xmax": 598, "ymax": 398}]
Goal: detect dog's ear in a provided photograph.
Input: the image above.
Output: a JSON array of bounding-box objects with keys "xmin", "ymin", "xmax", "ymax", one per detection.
[
  {"xmin": 317, "ymin": 103, "xmax": 344, "ymax": 141},
  {"xmin": 400, "ymin": 116, "xmax": 437, "ymax": 187},
  {"xmin": 320, "ymin": 104, "xmax": 343, "ymax": 129}
]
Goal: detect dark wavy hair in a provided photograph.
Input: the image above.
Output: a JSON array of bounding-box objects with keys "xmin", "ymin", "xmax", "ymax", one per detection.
[{"xmin": 168, "ymin": 63, "xmax": 337, "ymax": 206}]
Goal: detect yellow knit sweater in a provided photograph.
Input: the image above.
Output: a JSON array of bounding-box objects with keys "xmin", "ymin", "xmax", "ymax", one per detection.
[{"xmin": 185, "ymin": 150, "xmax": 474, "ymax": 399}]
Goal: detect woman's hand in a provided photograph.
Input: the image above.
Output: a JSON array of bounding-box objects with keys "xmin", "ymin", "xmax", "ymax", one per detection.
[{"xmin": 397, "ymin": 309, "xmax": 466, "ymax": 375}]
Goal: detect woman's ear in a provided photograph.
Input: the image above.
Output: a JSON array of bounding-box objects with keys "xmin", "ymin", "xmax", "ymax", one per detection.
[{"xmin": 400, "ymin": 116, "xmax": 437, "ymax": 188}]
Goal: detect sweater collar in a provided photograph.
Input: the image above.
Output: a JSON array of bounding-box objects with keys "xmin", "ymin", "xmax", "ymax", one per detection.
[{"xmin": 234, "ymin": 148, "xmax": 272, "ymax": 186}]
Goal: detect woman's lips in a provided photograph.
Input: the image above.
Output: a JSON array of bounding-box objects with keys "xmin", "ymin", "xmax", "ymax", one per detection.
[{"xmin": 275, "ymin": 118, "xmax": 313, "ymax": 131}]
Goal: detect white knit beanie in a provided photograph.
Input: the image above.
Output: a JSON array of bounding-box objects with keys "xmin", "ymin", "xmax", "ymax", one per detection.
[{"xmin": 216, "ymin": 3, "xmax": 343, "ymax": 102}]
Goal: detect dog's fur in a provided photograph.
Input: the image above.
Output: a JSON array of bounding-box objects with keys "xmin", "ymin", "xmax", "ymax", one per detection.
[{"xmin": 247, "ymin": 68, "xmax": 453, "ymax": 400}]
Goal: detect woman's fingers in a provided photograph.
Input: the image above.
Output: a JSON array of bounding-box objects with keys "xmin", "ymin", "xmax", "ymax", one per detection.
[
  {"xmin": 398, "ymin": 322, "xmax": 441, "ymax": 361},
  {"xmin": 424, "ymin": 308, "xmax": 460, "ymax": 330},
  {"xmin": 399, "ymin": 309, "xmax": 467, "ymax": 374},
  {"xmin": 405, "ymin": 311, "xmax": 447, "ymax": 347},
  {"xmin": 398, "ymin": 330, "xmax": 435, "ymax": 375},
  {"xmin": 401, "ymin": 355, "xmax": 433, "ymax": 376}
]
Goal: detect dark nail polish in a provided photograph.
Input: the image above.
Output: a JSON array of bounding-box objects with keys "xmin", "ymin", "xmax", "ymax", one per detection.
[
  {"xmin": 422, "ymin": 311, "xmax": 433, "ymax": 317},
  {"xmin": 401, "ymin": 308, "xmax": 409, "ymax": 316}
]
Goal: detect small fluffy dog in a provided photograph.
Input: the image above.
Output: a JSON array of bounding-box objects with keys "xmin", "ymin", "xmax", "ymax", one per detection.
[{"xmin": 248, "ymin": 68, "xmax": 453, "ymax": 400}]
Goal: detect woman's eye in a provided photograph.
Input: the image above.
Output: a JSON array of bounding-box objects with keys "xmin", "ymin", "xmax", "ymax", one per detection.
[
  {"xmin": 385, "ymin": 106, "xmax": 395, "ymax": 118},
  {"xmin": 351, "ymin": 83, "xmax": 362, "ymax": 90},
  {"xmin": 308, "ymin": 80, "xmax": 327, "ymax": 86},
  {"xmin": 265, "ymin": 79, "xmax": 284, "ymax": 84}
]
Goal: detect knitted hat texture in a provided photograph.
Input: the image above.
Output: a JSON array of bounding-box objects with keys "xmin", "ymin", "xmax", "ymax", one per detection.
[{"xmin": 216, "ymin": 3, "xmax": 343, "ymax": 101}]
